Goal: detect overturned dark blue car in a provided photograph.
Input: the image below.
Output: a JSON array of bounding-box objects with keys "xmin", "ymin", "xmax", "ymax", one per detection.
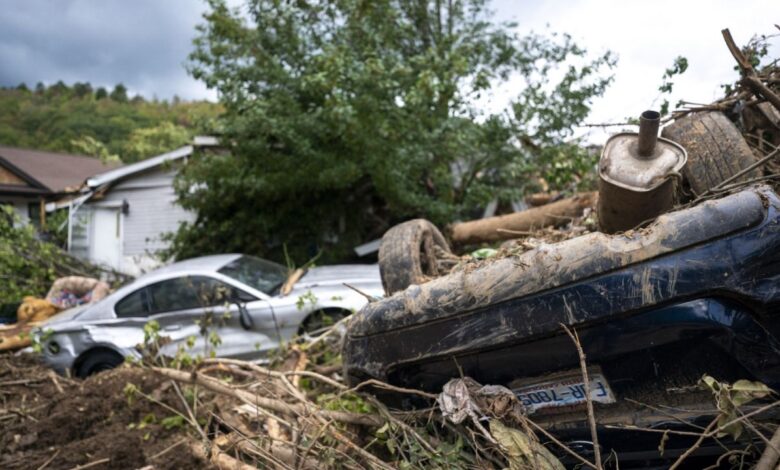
[{"xmin": 343, "ymin": 185, "xmax": 780, "ymax": 467}]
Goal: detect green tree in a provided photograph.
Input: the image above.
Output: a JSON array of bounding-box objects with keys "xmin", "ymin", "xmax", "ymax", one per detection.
[
  {"xmin": 69, "ymin": 135, "xmax": 121, "ymax": 163},
  {"xmin": 72, "ymin": 81, "xmax": 93, "ymax": 98},
  {"xmin": 0, "ymin": 84, "xmax": 222, "ymax": 161},
  {"xmin": 172, "ymin": 0, "xmax": 614, "ymax": 262},
  {"xmin": 110, "ymin": 83, "xmax": 128, "ymax": 102},
  {"xmin": 187, "ymin": 0, "xmax": 611, "ymax": 262},
  {"xmin": 122, "ymin": 121, "xmax": 192, "ymax": 162}
]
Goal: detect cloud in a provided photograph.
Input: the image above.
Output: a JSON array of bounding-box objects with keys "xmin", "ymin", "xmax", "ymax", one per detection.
[
  {"xmin": 0, "ymin": 0, "xmax": 215, "ymax": 100},
  {"xmin": 0, "ymin": 0, "xmax": 777, "ymax": 127},
  {"xmin": 491, "ymin": 0, "xmax": 780, "ymax": 143}
]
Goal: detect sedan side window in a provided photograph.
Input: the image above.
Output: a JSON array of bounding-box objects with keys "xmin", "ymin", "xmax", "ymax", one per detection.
[
  {"xmin": 148, "ymin": 278, "xmax": 202, "ymax": 313},
  {"xmin": 115, "ymin": 288, "xmax": 151, "ymax": 318},
  {"xmin": 147, "ymin": 276, "xmax": 256, "ymax": 314}
]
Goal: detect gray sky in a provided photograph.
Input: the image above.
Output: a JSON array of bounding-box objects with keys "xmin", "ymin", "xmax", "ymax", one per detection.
[
  {"xmin": 492, "ymin": 0, "xmax": 780, "ymax": 141},
  {"xmin": 0, "ymin": 0, "xmax": 777, "ymax": 143},
  {"xmin": 0, "ymin": 0, "xmax": 211, "ymax": 100}
]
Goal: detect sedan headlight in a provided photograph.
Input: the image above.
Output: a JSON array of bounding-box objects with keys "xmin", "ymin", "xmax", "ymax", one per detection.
[{"xmin": 47, "ymin": 340, "xmax": 61, "ymax": 355}]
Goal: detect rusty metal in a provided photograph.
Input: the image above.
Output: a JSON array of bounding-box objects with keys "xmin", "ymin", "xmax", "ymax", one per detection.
[
  {"xmin": 637, "ymin": 110, "xmax": 660, "ymax": 157},
  {"xmin": 597, "ymin": 110, "xmax": 687, "ymax": 233}
]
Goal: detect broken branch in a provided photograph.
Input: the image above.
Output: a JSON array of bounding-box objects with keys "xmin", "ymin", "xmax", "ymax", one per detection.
[{"xmin": 450, "ymin": 192, "xmax": 597, "ymax": 245}]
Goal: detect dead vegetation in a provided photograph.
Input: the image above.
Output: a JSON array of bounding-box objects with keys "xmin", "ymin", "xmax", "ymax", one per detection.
[{"xmin": 2, "ymin": 318, "xmax": 778, "ymax": 470}]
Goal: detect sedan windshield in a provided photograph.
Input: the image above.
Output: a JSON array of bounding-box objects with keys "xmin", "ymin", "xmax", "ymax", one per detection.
[{"xmin": 218, "ymin": 255, "xmax": 289, "ymax": 295}]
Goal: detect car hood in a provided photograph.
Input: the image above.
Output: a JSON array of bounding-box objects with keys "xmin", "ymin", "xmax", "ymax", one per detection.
[
  {"xmin": 294, "ymin": 264, "xmax": 380, "ymax": 291},
  {"xmin": 43, "ymin": 304, "xmax": 90, "ymax": 326}
]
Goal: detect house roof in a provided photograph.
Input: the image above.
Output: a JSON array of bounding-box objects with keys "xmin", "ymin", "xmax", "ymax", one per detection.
[
  {"xmin": 0, "ymin": 145, "xmax": 119, "ymax": 195},
  {"xmin": 86, "ymin": 145, "xmax": 194, "ymax": 188}
]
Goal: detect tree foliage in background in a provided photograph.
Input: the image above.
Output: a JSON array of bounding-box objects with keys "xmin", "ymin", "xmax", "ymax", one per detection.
[
  {"xmin": 0, "ymin": 207, "xmax": 59, "ymax": 307},
  {"xmin": 0, "ymin": 82, "xmax": 222, "ymax": 163},
  {"xmin": 0, "ymin": 206, "xmax": 130, "ymax": 313},
  {"xmin": 171, "ymin": 0, "xmax": 615, "ymax": 262}
]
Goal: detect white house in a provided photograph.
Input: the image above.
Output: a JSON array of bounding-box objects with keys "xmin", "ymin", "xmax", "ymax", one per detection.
[{"xmin": 54, "ymin": 138, "xmax": 219, "ymax": 276}]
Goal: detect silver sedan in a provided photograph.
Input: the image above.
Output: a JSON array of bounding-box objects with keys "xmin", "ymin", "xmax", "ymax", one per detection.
[{"xmin": 36, "ymin": 254, "xmax": 383, "ymax": 377}]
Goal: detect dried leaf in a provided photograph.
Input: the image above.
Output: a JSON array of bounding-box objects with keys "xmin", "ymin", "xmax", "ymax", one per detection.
[{"xmin": 489, "ymin": 420, "xmax": 565, "ymax": 470}]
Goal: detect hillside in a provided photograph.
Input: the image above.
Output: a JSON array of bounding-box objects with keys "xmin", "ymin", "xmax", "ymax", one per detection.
[{"xmin": 0, "ymin": 82, "xmax": 222, "ymax": 163}]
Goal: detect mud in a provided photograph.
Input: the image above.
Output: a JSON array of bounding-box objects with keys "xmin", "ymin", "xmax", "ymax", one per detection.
[
  {"xmin": 0, "ymin": 354, "xmax": 212, "ymax": 470},
  {"xmin": 352, "ymin": 187, "xmax": 766, "ymax": 335}
]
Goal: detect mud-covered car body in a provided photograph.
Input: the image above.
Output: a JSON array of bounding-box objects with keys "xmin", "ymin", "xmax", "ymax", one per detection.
[
  {"xmin": 344, "ymin": 186, "xmax": 780, "ymax": 465},
  {"xmin": 39, "ymin": 254, "xmax": 382, "ymax": 377}
]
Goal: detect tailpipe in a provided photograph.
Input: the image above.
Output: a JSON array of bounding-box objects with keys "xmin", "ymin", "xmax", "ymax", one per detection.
[{"xmin": 637, "ymin": 110, "xmax": 660, "ymax": 157}]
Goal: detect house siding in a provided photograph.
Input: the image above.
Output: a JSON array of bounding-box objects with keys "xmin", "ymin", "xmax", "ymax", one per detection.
[
  {"xmin": 104, "ymin": 168, "xmax": 193, "ymax": 255},
  {"xmin": 77, "ymin": 166, "xmax": 194, "ymax": 274}
]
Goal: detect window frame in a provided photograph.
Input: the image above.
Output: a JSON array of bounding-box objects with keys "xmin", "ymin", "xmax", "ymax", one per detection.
[
  {"xmin": 114, "ymin": 275, "xmax": 259, "ymax": 319},
  {"xmin": 114, "ymin": 286, "xmax": 152, "ymax": 319}
]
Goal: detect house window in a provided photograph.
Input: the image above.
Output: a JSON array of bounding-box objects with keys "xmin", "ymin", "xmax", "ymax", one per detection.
[{"xmin": 28, "ymin": 202, "xmax": 42, "ymax": 228}]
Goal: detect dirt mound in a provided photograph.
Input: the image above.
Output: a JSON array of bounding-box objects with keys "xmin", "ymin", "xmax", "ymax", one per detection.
[{"xmin": 0, "ymin": 353, "xmax": 211, "ymax": 470}]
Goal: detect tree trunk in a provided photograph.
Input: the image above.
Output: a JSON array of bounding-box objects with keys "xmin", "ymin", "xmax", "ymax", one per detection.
[{"xmin": 450, "ymin": 192, "xmax": 597, "ymax": 245}]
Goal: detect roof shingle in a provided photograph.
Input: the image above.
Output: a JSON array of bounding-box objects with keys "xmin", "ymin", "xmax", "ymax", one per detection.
[{"xmin": 0, "ymin": 146, "xmax": 120, "ymax": 193}]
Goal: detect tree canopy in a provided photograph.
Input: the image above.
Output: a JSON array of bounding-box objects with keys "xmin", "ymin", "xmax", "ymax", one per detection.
[{"xmin": 170, "ymin": 0, "xmax": 615, "ymax": 263}]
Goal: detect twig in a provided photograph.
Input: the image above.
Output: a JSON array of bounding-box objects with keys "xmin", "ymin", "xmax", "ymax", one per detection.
[
  {"xmin": 342, "ymin": 282, "xmax": 379, "ymax": 302},
  {"xmin": 695, "ymin": 147, "xmax": 780, "ymax": 200},
  {"xmin": 170, "ymin": 380, "xmax": 208, "ymax": 443},
  {"xmin": 756, "ymin": 426, "xmax": 780, "ymax": 470},
  {"xmin": 348, "ymin": 378, "xmax": 438, "ymax": 400},
  {"xmin": 0, "ymin": 378, "xmax": 45, "ymax": 386},
  {"xmin": 703, "ymin": 450, "xmax": 751, "ymax": 470},
  {"xmin": 189, "ymin": 439, "xmax": 256, "ymax": 470},
  {"xmin": 67, "ymin": 458, "xmax": 110, "ymax": 470},
  {"xmin": 495, "ymin": 228, "xmax": 535, "ymax": 236},
  {"xmin": 47, "ymin": 371, "xmax": 64, "ymax": 394},
  {"xmin": 582, "ymin": 122, "xmax": 633, "ymax": 128},
  {"xmin": 200, "ymin": 357, "xmax": 346, "ymax": 391},
  {"xmin": 561, "ymin": 323, "xmax": 602, "ymax": 470},
  {"xmin": 149, "ymin": 438, "xmax": 187, "ymax": 460},
  {"xmin": 722, "ymin": 29, "xmax": 780, "ymax": 111},
  {"xmin": 304, "ymin": 314, "xmax": 352, "ymax": 348},
  {"xmin": 668, "ymin": 416, "xmax": 719, "ymax": 470},
  {"xmin": 525, "ymin": 419, "xmax": 598, "ymax": 470},
  {"xmin": 35, "ymin": 449, "xmax": 60, "ymax": 470},
  {"xmin": 744, "ymin": 76, "xmax": 780, "ymax": 111},
  {"xmin": 722, "ymin": 29, "xmax": 755, "ymax": 73},
  {"xmin": 153, "ymin": 367, "xmax": 383, "ymax": 427}
]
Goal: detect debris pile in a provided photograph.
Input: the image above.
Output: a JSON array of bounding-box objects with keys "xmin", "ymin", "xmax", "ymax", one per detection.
[
  {"xmin": 0, "ymin": 276, "xmax": 112, "ymax": 352},
  {"xmin": 0, "ymin": 355, "xmax": 208, "ymax": 470},
  {"xmin": 3, "ymin": 320, "xmax": 778, "ymax": 469}
]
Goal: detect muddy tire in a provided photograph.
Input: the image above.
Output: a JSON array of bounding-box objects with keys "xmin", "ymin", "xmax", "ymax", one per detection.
[
  {"xmin": 77, "ymin": 349, "xmax": 124, "ymax": 378},
  {"xmin": 378, "ymin": 219, "xmax": 452, "ymax": 295},
  {"xmin": 662, "ymin": 111, "xmax": 759, "ymax": 196}
]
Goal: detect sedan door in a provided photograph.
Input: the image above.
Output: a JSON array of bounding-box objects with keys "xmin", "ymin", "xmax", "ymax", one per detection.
[{"xmin": 146, "ymin": 276, "xmax": 275, "ymax": 361}]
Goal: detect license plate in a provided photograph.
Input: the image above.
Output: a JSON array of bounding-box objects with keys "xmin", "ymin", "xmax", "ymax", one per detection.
[{"xmin": 513, "ymin": 371, "xmax": 616, "ymax": 413}]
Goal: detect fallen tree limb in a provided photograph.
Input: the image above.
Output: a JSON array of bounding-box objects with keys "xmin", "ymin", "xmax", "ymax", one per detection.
[
  {"xmin": 755, "ymin": 426, "xmax": 780, "ymax": 470},
  {"xmin": 722, "ymin": 28, "xmax": 780, "ymax": 112},
  {"xmin": 200, "ymin": 357, "xmax": 346, "ymax": 391},
  {"xmin": 450, "ymin": 192, "xmax": 597, "ymax": 245},
  {"xmin": 189, "ymin": 439, "xmax": 257, "ymax": 470},
  {"xmin": 153, "ymin": 367, "xmax": 383, "ymax": 427}
]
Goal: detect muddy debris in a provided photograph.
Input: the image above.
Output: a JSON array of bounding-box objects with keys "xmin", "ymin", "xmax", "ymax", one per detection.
[{"xmin": 0, "ymin": 354, "xmax": 211, "ymax": 470}]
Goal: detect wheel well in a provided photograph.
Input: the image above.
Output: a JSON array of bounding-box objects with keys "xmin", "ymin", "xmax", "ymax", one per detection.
[
  {"xmin": 298, "ymin": 308, "xmax": 353, "ymax": 335},
  {"xmin": 73, "ymin": 346, "xmax": 124, "ymax": 375}
]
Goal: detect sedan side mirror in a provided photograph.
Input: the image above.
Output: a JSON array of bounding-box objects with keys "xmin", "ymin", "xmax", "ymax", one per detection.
[{"xmin": 236, "ymin": 302, "xmax": 254, "ymax": 330}]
